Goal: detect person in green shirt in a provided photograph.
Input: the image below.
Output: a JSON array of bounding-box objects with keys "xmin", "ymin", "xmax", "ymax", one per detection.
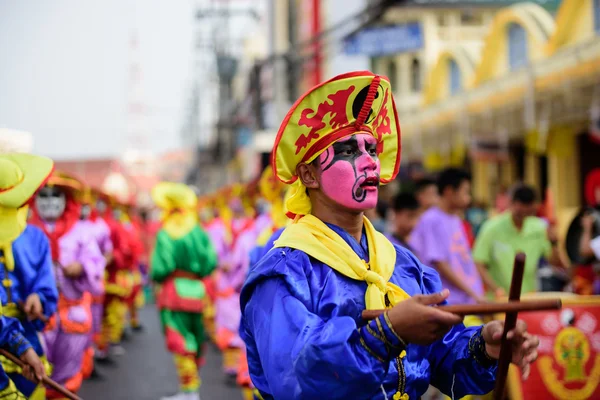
[
  {"xmin": 473, "ymin": 185, "xmax": 562, "ymax": 296},
  {"xmin": 150, "ymin": 182, "xmax": 218, "ymax": 400}
]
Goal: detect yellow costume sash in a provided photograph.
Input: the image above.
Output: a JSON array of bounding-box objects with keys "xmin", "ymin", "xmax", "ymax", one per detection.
[
  {"xmin": 0, "ymin": 206, "xmax": 28, "ymax": 273},
  {"xmin": 162, "ymin": 210, "xmax": 197, "ymax": 239},
  {"xmin": 274, "ymin": 215, "xmax": 409, "ymax": 310}
]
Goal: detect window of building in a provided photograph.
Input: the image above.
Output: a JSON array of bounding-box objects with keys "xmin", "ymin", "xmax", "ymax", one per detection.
[
  {"xmin": 595, "ymin": 0, "xmax": 600, "ymax": 34},
  {"xmin": 508, "ymin": 23, "xmax": 529, "ymax": 70},
  {"xmin": 437, "ymin": 14, "xmax": 447, "ymax": 27},
  {"xmin": 411, "ymin": 58, "xmax": 421, "ymax": 92},
  {"xmin": 449, "ymin": 58, "xmax": 461, "ymax": 95},
  {"xmin": 460, "ymin": 11, "xmax": 483, "ymax": 25},
  {"xmin": 387, "ymin": 59, "xmax": 398, "ymax": 91}
]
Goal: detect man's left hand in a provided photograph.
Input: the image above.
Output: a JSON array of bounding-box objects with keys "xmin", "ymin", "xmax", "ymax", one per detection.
[
  {"xmin": 482, "ymin": 320, "xmax": 540, "ymax": 380},
  {"xmin": 23, "ymin": 294, "xmax": 44, "ymax": 321},
  {"xmin": 63, "ymin": 262, "xmax": 84, "ymax": 278}
]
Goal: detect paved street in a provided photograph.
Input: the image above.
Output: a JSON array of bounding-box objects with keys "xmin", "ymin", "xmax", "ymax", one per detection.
[{"xmin": 80, "ymin": 306, "xmax": 243, "ymax": 400}]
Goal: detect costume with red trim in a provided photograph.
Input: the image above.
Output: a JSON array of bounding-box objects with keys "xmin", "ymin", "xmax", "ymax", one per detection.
[
  {"xmin": 214, "ymin": 185, "xmax": 256, "ymax": 377},
  {"xmin": 29, "ymin": 173, "xmax": 105, "ymax": 398},
  {"xmin": 78, "ymin": 188, "xmax": 112, "ymax": 379},
  {"xmin": 150, "ymin": 182, "xmax": 217, "ymax": 397},
  {"xmin": 95, "ymin": 194, "xmax": 134, "ymax": 357},
  {"xmin": 118, "ymin": 204, "xmax": 145, "ymax": 330}
]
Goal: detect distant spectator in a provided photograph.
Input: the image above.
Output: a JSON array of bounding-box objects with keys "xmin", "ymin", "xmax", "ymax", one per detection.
[
  {"xmin": 410, "ymin": 168, "xmax": 485, "ymax": 304},
  {"xmin": 414, "ymin": 178, "xmax": 439, "ymax": 214},
  {"xmin": 495, "ymin": 185, "xmax": 510, "ymax": 213},
  {"xmin": 473, "ymin": 184, "xmax": 563, "ymax": 296},
  {"xmin": 387, "ymin": 193, "xmax": 419, "ymax": 252},
  {"xmin": 465, "ymin": 201, "xmax": 488, "ymax": 238}
]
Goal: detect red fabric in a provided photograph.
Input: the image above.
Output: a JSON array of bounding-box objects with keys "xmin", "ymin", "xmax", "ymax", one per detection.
[
  {"xmin": 29, "ymin": 192, "xmax": 81, "ymax": 262},
  {"xmin": 462, "ymin": 219, "xmax": 474, "ymax": 249},
  {"xmin": 101, "ymin": 210, "xmax": 133, "ymax": 272},
  {"xmin": 585, "ymin": 168, "xmax": 600, "ymax": 206},
  {"xmin": 123, "ymin": 221, "xmax": 144, "ymax": 271},
  {"xmin": 156, "ymin": 278, "xmax": 205, "ymax": 313},
  {"xmin": 165, "ymin": 326, "xmax": 193, "ymax": 356},
  {"xmin": 203, "ymin": 276, "xmax": 216, "ymax": 302},
  {"xmin": 81, "ymin": 346, "xmax": 94, "ymax": 379}
]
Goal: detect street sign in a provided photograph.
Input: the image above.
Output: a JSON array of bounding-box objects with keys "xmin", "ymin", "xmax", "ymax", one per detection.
[{"xmin": 343, "ymin": 23, "xmax": 424, "ymax": 56}]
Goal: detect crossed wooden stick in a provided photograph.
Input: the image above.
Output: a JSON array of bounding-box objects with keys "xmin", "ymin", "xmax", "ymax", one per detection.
[
  {"xmin": 362, "ymin": 253, "xmax": 561, "ymax": 400},
  {"xmin": 0, "ymin": 348, "xmax": 83, "ymax": 400}
]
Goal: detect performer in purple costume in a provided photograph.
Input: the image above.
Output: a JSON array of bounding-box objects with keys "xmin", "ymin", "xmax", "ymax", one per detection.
[
  {"xmin": 79, "ymin": 188, "xmax": 113, "ymax": 379},
  {"xmin": 29, "ymin": 172, "xmax": 105, "ymax": 399}
]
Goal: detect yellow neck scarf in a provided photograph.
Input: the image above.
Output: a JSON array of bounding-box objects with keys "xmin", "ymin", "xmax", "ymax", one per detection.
[
  {"xmin": 274, "ymin": 214, "xmax": 409, "ymax": 310},
  {"xmin": 0, "ymin": 206, "xmax": 28, "ymax": 272},
  {"xmin": 162, "ymin": 209, "xmax": 197, "ymax": 239}
]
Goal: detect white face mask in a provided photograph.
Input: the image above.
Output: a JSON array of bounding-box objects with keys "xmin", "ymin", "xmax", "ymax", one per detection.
[
  {"xmin": 96, "ymin": 200, "xmax": 107, "ymax": 214},
  {"xmin": 113, "ymin": 209, "xmax": 122, "ymax": 221},
  {"xmin": 35, "ymin": 186, "xmax": 66, "ymax": 221},
  {"xmin": 81, "ymin": 204, "xmax": 92, "ymax": 220}
]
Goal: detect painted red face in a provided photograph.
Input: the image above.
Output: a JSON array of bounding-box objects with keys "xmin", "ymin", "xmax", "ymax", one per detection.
[{"xmin": 317, "ymin": 133, "xmax": 380, "ymax": 210}]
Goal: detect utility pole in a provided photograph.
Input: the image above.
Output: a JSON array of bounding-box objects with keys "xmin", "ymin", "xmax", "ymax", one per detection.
[{"xmin": 183, "ymin": 0, "xmax": 260, "ymax": 190}]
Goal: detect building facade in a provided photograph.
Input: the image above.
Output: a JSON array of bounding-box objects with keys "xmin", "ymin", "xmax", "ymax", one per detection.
[{"xmin": 391, "ymin": 0, "xmax": 600, "ymax": 242}]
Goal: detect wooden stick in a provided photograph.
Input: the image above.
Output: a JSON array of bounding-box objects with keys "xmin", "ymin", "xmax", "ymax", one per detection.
[
  {"xmin": 0, "ymin": 349, "xmax": 83, "ymax": 400},
  {"xmin": 493, "ymin": 253, "xmax": 526, "ymax": 400},
  {"xmin": 361, "ymin": 298, "xmax": 561, "ymax": 321}
]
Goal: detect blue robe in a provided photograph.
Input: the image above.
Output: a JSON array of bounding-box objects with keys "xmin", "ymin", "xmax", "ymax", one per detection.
[
  {"xmin": 0, "ymin": 225, "xmax": 58, "ymax": 395},
  {"xmin": 0, "ymin": 313, "xmax": 33, "ymax": 393},
  {"xmin": 249, "ymin": 227, "xmax": 286, "ymax": 269},
  {"xmin": 240, "ymin": 223, "xmax": 497, "ymax": 400}
]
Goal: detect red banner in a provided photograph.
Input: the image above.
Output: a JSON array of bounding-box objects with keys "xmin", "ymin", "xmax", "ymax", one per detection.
[{"xmin": 511, "ymin": 298, "xmax": 600, "ymax": 400}]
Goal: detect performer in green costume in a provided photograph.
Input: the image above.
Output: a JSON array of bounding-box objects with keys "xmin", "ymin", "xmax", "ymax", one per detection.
[{"xmin": 150, "ymin": 182, "xmax": 217, "ymax": 400}]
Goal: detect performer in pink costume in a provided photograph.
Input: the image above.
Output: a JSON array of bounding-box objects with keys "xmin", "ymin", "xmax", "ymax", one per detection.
[
  {"xmin": 215, "ymin": 191, "xmax": 254, "ymax": 379},
  {"xmin": 79, "ymin": 188, "xmax": 113, "ymax": 380},
  {"xmin": 29, "ymin": 172, "xmax": 105, "ymax": 398}
]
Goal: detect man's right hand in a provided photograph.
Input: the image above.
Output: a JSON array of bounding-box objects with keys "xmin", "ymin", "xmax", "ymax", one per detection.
[
  {"xmin": 386, "ymin": 289, "xmax": 464, "ymax": 345},
  {"xmin": 20, "ymin": 348, "xmax": 46, "ymax": 382}
]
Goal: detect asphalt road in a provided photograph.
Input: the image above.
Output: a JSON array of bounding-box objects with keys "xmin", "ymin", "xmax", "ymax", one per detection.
[{"xmin": 80, "ymin": 306, "xmax": 243, "ymax": 400}]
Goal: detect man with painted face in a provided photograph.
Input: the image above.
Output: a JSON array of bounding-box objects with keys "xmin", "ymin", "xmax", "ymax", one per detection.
[
  {"xmin": 240, "ymin": 71, "xmax": 540, "ymax": 400},
  {"xmin": 0, "ymin": 153, "xmax": 56, "ymax": 399},
  {"xmin": 29, "ymin": 173, "xmax": 105, "ymax": 399}
]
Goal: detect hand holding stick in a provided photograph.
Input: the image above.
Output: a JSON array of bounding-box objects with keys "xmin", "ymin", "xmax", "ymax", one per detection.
[
  {"xmin": 0, "ymin": 349, "xmax": 83, "ymax": 400},
  {"xmin": 493, "ymin": 253, "xmax": 526, "ymax": 400},
  {"xmin": 361, "ymin": 298, "xmax": 561, "ymax": 321}
]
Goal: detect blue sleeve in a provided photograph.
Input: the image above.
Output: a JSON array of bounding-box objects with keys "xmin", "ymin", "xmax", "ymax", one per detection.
[
  {"xmin": 30, "ymin": 230, "xmax": 59, "ymax": 327},
  {"xmin": 243, "ymin": 273, "xmax": 405, "ymax": 399},
  {"xmin": 0, "ymin": 314, "xmax": 31, "ymax": 357},
  {"xmin": 420, "ymin": 264, "xmax": 497, "ymax": 397}
]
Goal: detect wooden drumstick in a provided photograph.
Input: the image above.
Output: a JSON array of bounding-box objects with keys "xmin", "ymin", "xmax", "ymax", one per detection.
[
  {"xmin": 361, "ymin": 298, "xmax": 561, "ymax": 321},
  {"xmin": 0, "ymin": 349, "xmax": 83, "ymax": 400},
  {"xmin": 493, "ymin": 252, "xmax": 526, "ymax": 400}
]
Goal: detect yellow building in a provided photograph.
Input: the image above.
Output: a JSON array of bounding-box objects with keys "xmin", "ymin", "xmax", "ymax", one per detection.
[{"xmin": 395, "ymin": 0, "xmax": 600, "ymax": 241}]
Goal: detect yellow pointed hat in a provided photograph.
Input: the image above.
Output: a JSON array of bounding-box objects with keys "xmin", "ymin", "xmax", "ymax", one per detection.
[
  {"xmin": 0, "ymin": 153, "xmax": 54, "ymax": 209},
  {"xmin": 151, "ymin": 182, "xmax": 197, "ymax": 211},
  {"xmin": 272, "ymin": 70, "xmax": 402, "ymax": 185},
  {"xmin": 47, "ymin": 171, "xmax": 84, "ymax": 195}
]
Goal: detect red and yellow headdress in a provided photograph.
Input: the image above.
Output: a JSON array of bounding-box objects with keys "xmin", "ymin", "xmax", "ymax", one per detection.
[{"xmin": 271, "ymin": 71, "xmax": 401, "ymax": 218}]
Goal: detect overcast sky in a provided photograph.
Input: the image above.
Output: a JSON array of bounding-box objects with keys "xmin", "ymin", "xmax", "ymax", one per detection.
[{"xmin": 0, "ymin": 0, "xmax": 199, "ymax": 160}]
